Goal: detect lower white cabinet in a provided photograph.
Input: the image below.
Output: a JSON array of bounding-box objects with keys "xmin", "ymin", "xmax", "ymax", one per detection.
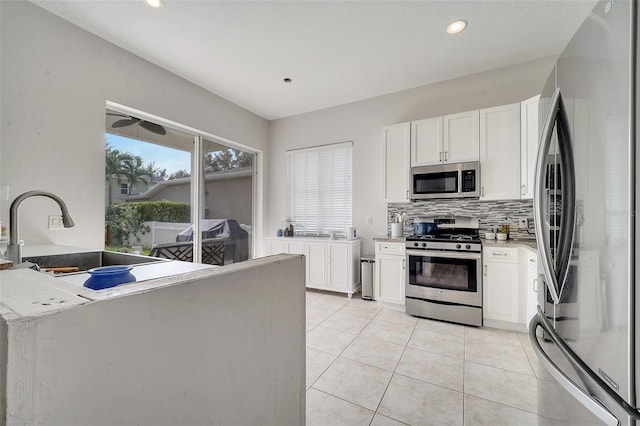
[
  {"xmin": 483, "ymin": 247, "xmax": 520, "ymax": 323},
  {"xmin": 265, "ymin": 237, "xmax": 361, "ymax": 297},
  {"xmin": 524, "ymin": 248, "xmax": 539, "ymax": 324},
  {"xmin": 266, "ymin": 238, "xmax": 304, "ymax": 256},
  {"xmin": 374, "ymin": 241, "xmax": 406, "ymax": 309}
]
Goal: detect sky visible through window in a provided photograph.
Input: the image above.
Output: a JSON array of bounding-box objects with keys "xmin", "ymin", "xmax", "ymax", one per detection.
[{"xmin": 106, "ymin": 133, "xmax": 190, "ymax": 175}]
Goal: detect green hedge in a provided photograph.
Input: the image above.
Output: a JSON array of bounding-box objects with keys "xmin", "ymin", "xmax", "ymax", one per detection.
[
  {"xmin": 130, "ymin": 200, "xmax": 191, "ymax": 223},
  {"xmin": 106, "ymin": 201, "xmax": 191, "ymax": 246}
]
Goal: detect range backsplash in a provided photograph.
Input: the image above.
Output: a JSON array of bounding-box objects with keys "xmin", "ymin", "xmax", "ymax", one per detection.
[{"xmin": 388, "ymin": 199, "xmax": 535, "ymax": 239}]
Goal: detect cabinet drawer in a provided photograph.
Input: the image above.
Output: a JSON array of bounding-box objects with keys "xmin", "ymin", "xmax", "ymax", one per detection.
[
  {"xmin": 376, "ymin": 242, "xmax": 405, "ymax": 255},
  {"xmin": 483, "ymin": 247, "xmax": 518, "ymax": 263}
]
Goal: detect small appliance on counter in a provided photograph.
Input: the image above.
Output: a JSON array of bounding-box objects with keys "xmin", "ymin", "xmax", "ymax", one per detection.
[{"xmin": 346, "ymin": 227, "xmax": 357, "ymax": 240}]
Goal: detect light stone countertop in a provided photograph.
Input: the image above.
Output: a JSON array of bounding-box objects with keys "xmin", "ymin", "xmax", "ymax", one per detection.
[
  {"xmin": 482, "ymin": 238, "xmax": 537, "ymax": 252},
  {"xmin": 373, "ymin": 236, "xmax": 406, "ymax": 243},
  {"xmin": 372, "ymin": 236, "xmax": 537, "ymax": 252}
]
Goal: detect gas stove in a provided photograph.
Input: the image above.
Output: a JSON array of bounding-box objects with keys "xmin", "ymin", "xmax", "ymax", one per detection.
[{"xmin": 405, "ymin": 217, "xmax": 481, "ymax": 252}]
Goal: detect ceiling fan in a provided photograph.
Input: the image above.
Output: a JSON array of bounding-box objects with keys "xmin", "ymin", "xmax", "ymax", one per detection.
[{"xmin": 107, "ymin": 112, "xmax": 167, "ymax": 135}]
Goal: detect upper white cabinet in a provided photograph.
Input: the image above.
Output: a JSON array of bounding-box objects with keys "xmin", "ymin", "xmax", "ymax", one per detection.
[
  {"xmin": 443, "ymin": 110, "xmax": 480, "ymax": 164},
  {"xmin": 520, "ymin": 95, "xmax": 540, "ymax": 200},
  {"xmin": 411, "ymin": 111, "xmax": 479, "ymax": 167},
  {"xmin": 382, "ymin": 122, "xmax": 411, "ymax": 202},
  {"xmin": 479, "ymin": 103, "xmax": 521, "ymax": 200},
  {"xmin": 410, "ymin": 117, "xmax": 443, "ymax": 166}
]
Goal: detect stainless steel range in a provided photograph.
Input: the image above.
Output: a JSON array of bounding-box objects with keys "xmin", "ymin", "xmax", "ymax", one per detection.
[{"xmin": 405, "ymin": 216, "xmax": 482, "ymax": 326}]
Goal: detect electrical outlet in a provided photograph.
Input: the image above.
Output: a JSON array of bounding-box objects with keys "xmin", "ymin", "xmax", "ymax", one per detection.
[
  {"xmin": 518, "ymin": 217, "xmax": 529, "ymax": 229},
  {"xmin": 48, "ymin": 215, "xmax": 64, "ymax": 230}
]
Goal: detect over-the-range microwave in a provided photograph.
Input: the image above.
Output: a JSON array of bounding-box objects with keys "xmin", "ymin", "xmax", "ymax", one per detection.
[{"xmin": 410, "ymin": 161, "xmax": 480, "ymax": 200}]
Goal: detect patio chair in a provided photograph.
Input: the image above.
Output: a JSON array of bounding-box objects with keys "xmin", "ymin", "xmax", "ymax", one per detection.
[{"xmin": 149, "ymin": 237, "xmax": 226, "ymax": 266}]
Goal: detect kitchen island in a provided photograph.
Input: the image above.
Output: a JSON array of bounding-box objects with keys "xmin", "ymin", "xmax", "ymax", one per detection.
[{"xmin": 0, "ymin": 253, "xmax": 306, "ymax": 425}]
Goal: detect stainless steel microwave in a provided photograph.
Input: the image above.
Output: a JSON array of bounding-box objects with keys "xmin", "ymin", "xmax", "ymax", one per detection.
[{"xmin": 410, "ymin": 161, "xmax": 480, "ymax": 200}]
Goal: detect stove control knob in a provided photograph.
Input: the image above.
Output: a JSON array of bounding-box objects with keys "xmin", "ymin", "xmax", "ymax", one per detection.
[
  {"xmin": 422, "ymin": 242, "xmax": 427, "ymax": 248},
  {"xmin": 465, "ymin": 244, "xmax": 471, "ymax": 250},
  {"xmin": 414, "ymin": 242, "xmax": 419, "ymax": 247},
  {"xmin": 456, "ymin": 244, "xmax": 461, "ymax": 249}
]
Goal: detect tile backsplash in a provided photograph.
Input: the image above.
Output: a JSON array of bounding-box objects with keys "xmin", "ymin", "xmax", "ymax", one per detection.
[{"xmin": 388, "ymin": 199, "xmax": 535, "ymax": 239}]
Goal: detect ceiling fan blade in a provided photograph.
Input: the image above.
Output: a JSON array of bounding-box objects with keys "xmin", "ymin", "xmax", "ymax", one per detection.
[
  {"xmin": 106, "ymin": 112, "xmax": 130, "ymax": 118},
  {"xmin": 112, "ymin": 118, "xmax": 140, "ymax": 128},
  {"xmin": 139, "ymin": 120, "xmax": 167, "ymax": 135}
]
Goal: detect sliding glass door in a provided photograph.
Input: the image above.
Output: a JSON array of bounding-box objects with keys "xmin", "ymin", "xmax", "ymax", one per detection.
[{"xmin": 105, "ymin": 105, "xmax": 256, "ymax": 264}]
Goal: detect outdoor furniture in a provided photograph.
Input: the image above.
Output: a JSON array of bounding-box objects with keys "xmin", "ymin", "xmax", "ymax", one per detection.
[
  {"xmin": 149, "ymin": 237, "xmax": 226, "ymax": 266},
  {"xmin": 176, "ymin": 219, "xmax": 249, "ymax": 264}
]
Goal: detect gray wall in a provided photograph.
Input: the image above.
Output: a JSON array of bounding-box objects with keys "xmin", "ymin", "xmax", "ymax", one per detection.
[
  {"xmin": 0, "ymin": 1, "xmax": 268, "ymax": 249},
  {"xmin": 268, "ymin": 57, "xmax": 556, "ymax": 254}
]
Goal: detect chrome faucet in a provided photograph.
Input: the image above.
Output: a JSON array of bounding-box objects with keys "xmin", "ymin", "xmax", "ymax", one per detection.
[{"xmin": 6, "ymin": 191, "xmax": 75, "ymax": 264}]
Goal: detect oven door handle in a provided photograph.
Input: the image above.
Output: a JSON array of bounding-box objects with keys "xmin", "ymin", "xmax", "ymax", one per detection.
[{"xmin": 406, "ymin": 249, "xmax": 481, "ymax": 260}]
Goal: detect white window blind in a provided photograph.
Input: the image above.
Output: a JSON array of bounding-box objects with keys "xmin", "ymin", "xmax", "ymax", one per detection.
[{"xmin": 286, "ymin": 142, "xmax": 352, "ymax": 235}]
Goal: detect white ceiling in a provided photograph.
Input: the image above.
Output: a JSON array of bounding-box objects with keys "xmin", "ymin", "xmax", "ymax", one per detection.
[{"xmin": 32, "ymin": 0, "xmax": 597, "ymax": 121}]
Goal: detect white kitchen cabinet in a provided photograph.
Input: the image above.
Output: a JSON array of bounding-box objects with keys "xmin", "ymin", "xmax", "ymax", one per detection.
[
  {"xmin": 520, "ymin": 95, "xmax": 540, "ymax": 200},
  {"xmin": 411, "ymin": 111, "xmax": 479, "ymax": 167},
  {"xmin": 479, "ymin": 103, "xmax": 521, "ymax": 200},
  {"xmin": 443, "ymin": 110, "xmax": 480, "ymax": 163},
  {"xmin": 327, "ymin": 243, "xmax": 351, "ymax": 292},
  {"xmin": 410, "ymin": 117, "xmax": 443, "ymax": 166},
  {"xmin": 523, "ymin": 248, "xmax": 539, "ymax": 324},
  {"xmin": 374, "ymin": 241, "xmax": 406, "ymax": 309},
  {"xmin": 483, "ymin": 247, "xmax": 520, "ymax": 323},
  {"xmin": 382, "ymin": 122, "xmax": 411, "ymax": 202},
  {"xmin": 265, "ymin": 237, "xmax": 361, "ymax": 297},
  {"xmin": 306, "ymin": 241, "xmax": 328, "ymax": 288},
  {"xmin": 267, "ymin": 238, "xmax": 304, "ymax": 255}
]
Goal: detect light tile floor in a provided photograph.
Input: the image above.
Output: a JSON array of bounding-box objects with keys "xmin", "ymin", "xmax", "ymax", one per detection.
[{"xmin": 304, "ymin": 290, "xmax": 580, "ymax": 426}]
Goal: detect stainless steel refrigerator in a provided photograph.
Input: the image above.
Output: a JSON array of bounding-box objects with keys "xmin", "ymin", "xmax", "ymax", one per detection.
[{"xmin": 529, "ymin": 0, "xmax": 640, "ymax": 424}]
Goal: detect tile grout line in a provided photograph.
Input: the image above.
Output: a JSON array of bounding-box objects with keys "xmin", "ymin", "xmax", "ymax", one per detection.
[
  {"xmin": 306, "ymin": 295, "xmax": 381, "ymax": 389},
  {"xmin": 368, "ymin": 317, "xmax": 419, "ymax": 425}
]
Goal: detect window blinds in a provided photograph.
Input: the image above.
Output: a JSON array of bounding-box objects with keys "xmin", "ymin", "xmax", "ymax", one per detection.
[{"xmin": 286, "ymin": 142, "xmax": 353, "ymax": 235}]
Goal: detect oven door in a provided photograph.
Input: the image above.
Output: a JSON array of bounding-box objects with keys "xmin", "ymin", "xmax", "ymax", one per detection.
[{"xmin": 406, "ymin": 249, "xmax": 482, "ymax": 307}]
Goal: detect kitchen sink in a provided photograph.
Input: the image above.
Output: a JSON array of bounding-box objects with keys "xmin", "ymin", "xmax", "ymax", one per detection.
[{"xmin": 23, "ymin": 250, "xmax": 166, "ymax": 272}]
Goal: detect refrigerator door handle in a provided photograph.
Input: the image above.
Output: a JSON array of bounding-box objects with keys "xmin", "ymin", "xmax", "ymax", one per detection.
[
  {"xmin": 534, "ymin": 87, "xmax": 563, "ymax": 304},
  {"xmin": 530, "ymin": 308, "xmax": 640, "ymax": 424},
  {"xmin": 554, "ymin": 91, "xmax": 577, "ymax": 301},
  {"xmin": 533, "ymin": 87, "xmax": 577, "ymax": 305}
]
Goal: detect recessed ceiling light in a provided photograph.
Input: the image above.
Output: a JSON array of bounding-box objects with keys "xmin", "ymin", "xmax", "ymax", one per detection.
[
  {"xmin": 283, "ymin": 78, "xmax": 293, "ymax": 83},
  {"xmin": 446, "ymin": 19, "xmax": 467, "ymax": 35},
  {"xmin": 144, "ymin": 0, "xmax": 164, "ymax": 8}
]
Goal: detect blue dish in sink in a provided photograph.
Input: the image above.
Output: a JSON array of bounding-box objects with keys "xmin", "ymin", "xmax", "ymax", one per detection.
[{"xmin": 83, "ymin": 265, "xmax": 136, "ymax": 290}]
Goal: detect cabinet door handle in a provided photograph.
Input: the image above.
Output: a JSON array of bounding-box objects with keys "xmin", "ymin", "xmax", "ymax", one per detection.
[
  {"xmin": 439, "ymin": 151, "xmax": 443, "ymax": 162},
  {"xmin": 492, "ymin": 252, "xmax": 508, "ymax": 256},
  {"xmin": 533, "ymin": 278, "xmax": 538, "ymax": 292},
  {"xmin": 406, "ymin": 190, "xmax": 409, "ymax": 199},
  {"xmin": 481, "ymin": 186, "xmax": 484, "ymax": 197},
  {"xmin": 444, "ymin": 151, "xmax": 448, "ymax": 162},
  {"xmin": 484, "ymin": 265, "xmax": 487, "ymax": 277},
  {"xmin": 521, "ymin": 184, "xmax": 526, "ymax": 196},
  {"xmin": 529, "ymin": 258, "xmax": 537, "ymax": 263},
  {"xmin": 402, "ymin": 258, "xmax": 406, "ymax": 269}
]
